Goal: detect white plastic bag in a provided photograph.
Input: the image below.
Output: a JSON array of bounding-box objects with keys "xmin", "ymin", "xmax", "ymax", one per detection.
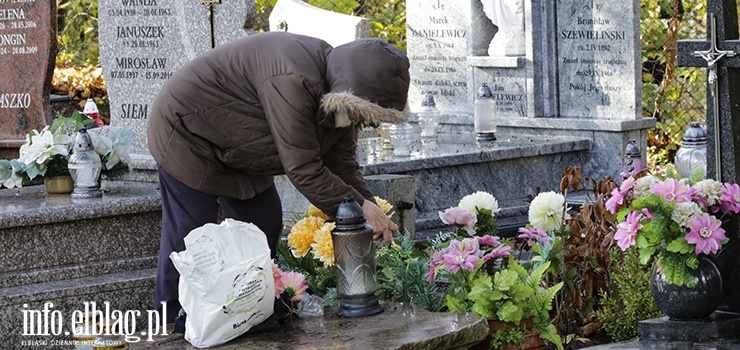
[{"xmin": 170, "ymin": 219, "xmax": 275, "ymax": 348}]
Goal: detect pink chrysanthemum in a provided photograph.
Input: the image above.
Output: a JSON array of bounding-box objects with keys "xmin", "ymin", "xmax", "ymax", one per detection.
[
  {"xmin": 440, "ymin": 240, "xmax": 481, "ymax": 273},
  {"xmin": 272, "ymin": 261, "xmax": 285, "ymax": 297},
  {"xmin": 438, "ymin": 206, "xmax": 478, "ymax": 235},
  {"xmin": 651, "ymin": 178, "xmax": 693, "ymax": 203},
  {"xmin": 477, "ymin": 235, "xmax": 501, "ymax": 247},
  {"xmin": 427, "ymin": 249, "xmax": 445, "ymax": 282},
  {"xmin": 685, "ymin": 213, "xmax": 726, "ymax": 255},
  {"xmin": 280, "ymin": 271, "xmax": 308, "ymax": 302},
  {"xmin": 614, "ymin": 210, "xmax": 643, "ymax": 251},
  {"xmin": 517, "ymin": 226, "xmax": 548, "ymax": 240},
  {"xmin": 606, "ymin": 177, "xmax": 637, "ymax": 214},
  {"xmin": 482, "ymin": 244, "xmax": 513, "ymax": 262},
  {"xmin": 718, "ymin": 183, "xmax": 740, "ymax": 214}
]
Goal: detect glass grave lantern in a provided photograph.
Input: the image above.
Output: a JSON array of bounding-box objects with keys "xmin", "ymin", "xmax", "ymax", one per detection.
[{"xmin": 675, "ymin": 122, "xmax": 707, "ymax": 179}]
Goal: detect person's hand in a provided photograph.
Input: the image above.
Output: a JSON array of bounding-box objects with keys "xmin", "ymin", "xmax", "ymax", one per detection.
[{"xmin": 362, "ymin": 200, "xmax": 398, "ymax": 242}]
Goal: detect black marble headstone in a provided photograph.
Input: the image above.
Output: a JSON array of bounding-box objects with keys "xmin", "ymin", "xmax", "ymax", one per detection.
[{"xmin": 675, "ymin": 0, "xmax": 740, "ymax": 314}]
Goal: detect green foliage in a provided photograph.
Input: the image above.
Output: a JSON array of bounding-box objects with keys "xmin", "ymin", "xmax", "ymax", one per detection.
[
  {"xmin": 57, "ymin": 0, "xmax": 99, "ymax": 65},
  {"xmin": 374, "ymin": 232, "xmax": 444, "ymax": 311},
  {"xmin": 466, "ymin": 257, "xmax": 564, "ymax": 350},
  {"xmin": 488, "ymin": 325, "xmax": 526, "ymax": 350},
  {"xmin": 595, "ymin": 249, "xmax": 663, "ymax": 342}
]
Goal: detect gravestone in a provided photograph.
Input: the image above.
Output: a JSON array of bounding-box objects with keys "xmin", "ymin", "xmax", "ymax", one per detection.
[
  {"xmin": 0, "ymin": 0, "xmax": 57, "ymax": 159},
  {"xmin": 98, "ymin": 0, "xmax": 255, "ymax": 156},
  {"xmin": 405, "ymin": 0, "xmax": 655, "ymax": 183},
  {"xmin": 556, "ymin": 0, "xmax": 641, "ymax": 119},
  {"xmin": 675, "ymin": 0, "xmax": 740, "ymax": 317},
  {"xmin": 268, "ymin": 0, "xmax": 369, "ymax": 47},
  {"xmin": 406, "ymin": 0, "xmax": 470, "ymax": 113}
]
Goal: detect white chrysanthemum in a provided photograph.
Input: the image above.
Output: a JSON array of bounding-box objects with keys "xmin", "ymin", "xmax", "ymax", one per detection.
[
  {"xmin": 633, "ymin": 175, "xmax": 659, "ymax": 198},
  {"xmin": 458, "ymin": 191, "xmax": 499, "ymax": 214},
  {"xmin": 693, "ymin": 179, "xmax": 723, "ymax": 206},
  {"xmin": 528, "ymin": 191, "xmax": 570, "ymax": 232},
  {"xmin": 671, "ymin": 201, "xmax": 702, "ymax": 227}
]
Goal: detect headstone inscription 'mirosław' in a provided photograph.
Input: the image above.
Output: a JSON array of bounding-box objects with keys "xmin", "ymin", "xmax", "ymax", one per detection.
[
  {"xmin": 0, "ymin": 0, "xmax": 57, "ymax": 157},
  {"xmin": 98, "ymin": 0, "xmax": 254, "ymax": 155}
]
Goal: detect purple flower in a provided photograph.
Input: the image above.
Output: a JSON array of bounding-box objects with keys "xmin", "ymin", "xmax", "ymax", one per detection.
[
  {"xmin": 685, "ymin": 213, "xmax": 726, "ymax": 255},
  {"xmin": 427, "ymin": 250, "xmax": 445, "ymax": 282},
  {"xmin": 477, "ymin": 235, "xmax": 501, "ymax": 247},
  {"xmin": 614, "ymin": 210, "xmax": 643, "ymax": 251},
  {"xmin": 440, "ymin": 240, "xmax": 481, "ymax": 273},
  {"xmin": 439, "ymin": 206, "xmax": 478, "ymax": 235},
  {"xmin": 605, "ymin": 187, "xmax": 625, "ymax": 214},
  {"xmin": 482, "ymin": 244, "xmax": 513, "ymax": 262},
  {"xmin": 718, "ymin": 183, "xmax": 740, "ymax": 214},
  {"xmin": 651, "ymin": 178, "xmax": 693, "ymax": 203},
  {"xmin": 517, "ymin": 226, "xmax": 548, "ymax": 240},
  {"xmin": 606, "ymin": 177, "xmax": 636, "ymax": 214}
]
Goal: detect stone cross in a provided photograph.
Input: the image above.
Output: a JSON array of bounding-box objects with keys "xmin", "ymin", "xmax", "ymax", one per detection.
[
  {"xmin": 200, "ymin": 0, "xmax": 222, "ymax": 49},
  {"xmin": 677, "ymin": 0, "xmax": 740, "ymax": 314}
]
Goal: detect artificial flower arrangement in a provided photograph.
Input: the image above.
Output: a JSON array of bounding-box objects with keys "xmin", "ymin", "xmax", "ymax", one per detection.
[
  {"xmin": 0, "ymin": 111, "xmax": 134, "ymax": 189},
  {"xmin": 607, "ymin": 169, "xmax": 737, "ymax": 287},
  {"xmin": 430, "ymin": 191, "xmax": 564, "ymax": 350},
  {"xmin": 275, "ymin": 197, "xmax": 394, "ymax": 300}
]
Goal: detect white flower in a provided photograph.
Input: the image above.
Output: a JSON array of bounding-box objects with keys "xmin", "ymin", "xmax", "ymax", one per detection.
[
  {"xmin": 458, "ymin": 191, "xmax": 499, "ymax": 214},
  {"xmin": 0, "ymin": 163, "xmax": 22, "ymax": 189},
  {"xmin": 671, "ymin": 201, "xmax": 702, "ymax": 227},
  {"xmin": 21, "ymin": 127, "xmax": 70, "ymax": 166},
  {"xmin": 633, "ymin": 175, "xmax": 659, "ymax": 198},
  {"xmin": 528, "ymin": 191, "xmax": 570, "ymax": 232},
  {"xmin": 693, "ymin": 179, "xmax": 723, "ymax": 207}
]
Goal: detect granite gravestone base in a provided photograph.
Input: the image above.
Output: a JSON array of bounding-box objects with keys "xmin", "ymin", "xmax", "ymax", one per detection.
[{"xmin": 129, "ymin": 302, "xmax": 489, "ymax": 350}]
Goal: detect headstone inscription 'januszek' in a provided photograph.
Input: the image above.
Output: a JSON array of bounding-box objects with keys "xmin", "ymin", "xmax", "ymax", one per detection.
[
  {"xmin": 0, "ymin": 0, "xmax": 57, "ymax": 147},
  {"xmin": 556, "ymin": 0, "xmax": 641, "ymax": 119},
  {"xmin": 98, "ymin": 0, "xmax": 254, "ymax": 154},
  {"xmin": 406, "ymin": 0, "xmax": 469, "ymax": 113}
]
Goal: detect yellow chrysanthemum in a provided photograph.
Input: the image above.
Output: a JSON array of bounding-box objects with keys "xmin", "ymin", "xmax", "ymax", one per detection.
[
  {"xmin": 374, "ymin": 196, "xmax": 394, "ymax": 215},
  {"xmin": 311, "ymin": 222, "xmax": 336, "ymax": 266},
  {"xmin": 288, "ymin": 216, "xmax": 325, "ymax": 257},
  {"xmin": 305, "ymin": 204, "xmax": 330, "ymax": 220}
]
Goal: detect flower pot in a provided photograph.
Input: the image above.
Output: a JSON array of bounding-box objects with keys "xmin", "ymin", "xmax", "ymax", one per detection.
[
  {"xmin": 44, "ymin": 176, "xmax": 74, "ymax": 194},
  {"xmin": 651, "ymin": 254, "xmax": 722, "ymax": 320},
  {"xmin": 471, "ymin": 318, "xmax": 546, "ymax": 350}
]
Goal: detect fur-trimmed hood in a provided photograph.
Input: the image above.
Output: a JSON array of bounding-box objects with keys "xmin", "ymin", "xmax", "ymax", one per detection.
[
  {"xmin": 321, "ymin": 91, "xmax": 409, "ymax": 126},
  {"xmin": 323, "ymin": 38, "xmax": 410, "ymax": 126}
]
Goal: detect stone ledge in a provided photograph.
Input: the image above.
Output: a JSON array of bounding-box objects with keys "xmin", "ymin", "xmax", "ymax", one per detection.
[
  {"xmin": 638, "ymin": 312, "xmax": 740, "ymax": 342},
  {"xmin": 0, "ymin": 181, "xmax": 160, "ymax": 229},
  {"xmin": 467, "ymin": 55, "xmax": 526, "ymax": 68},
  {"xmin": 0, "ymin": 268, "xmax": 155, "ymax": 307},
  {"xmin": 0, "ymin": 255, "xmax": 156, "ymax": 288},
  {"xmin": 498, "ymin": 116, "xmax": 657, "ymax": 132},
  {"xmin": 130, "ymin": 301, "xmax": 488, "ymax": 350}
]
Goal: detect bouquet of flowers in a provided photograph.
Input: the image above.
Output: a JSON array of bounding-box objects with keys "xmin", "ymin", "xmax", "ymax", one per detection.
[
  {"xmin": 607, "ymin": 172, "xmax": 737, "ymax": 287},
  {"xmin": 429, "ymin": 191, "xmax": 564, "ymax": 350},
  {"xmin": 0, "ymin": 111, "xmax": 134, "ymax": 189},
  {"xmin": 276, "ymin": 197, "xmax": 394, "ymax": 297}
]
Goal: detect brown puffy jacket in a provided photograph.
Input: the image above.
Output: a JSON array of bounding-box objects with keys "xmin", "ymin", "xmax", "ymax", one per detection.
[{"xmin": 147, "ymin": 32, "xmax": 410, "ymax": 215}]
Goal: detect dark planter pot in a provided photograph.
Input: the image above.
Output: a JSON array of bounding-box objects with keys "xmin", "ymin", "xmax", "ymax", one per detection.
[{"xmin": 651, "ymin": 254, "xmax": 722, "ymax": 320}]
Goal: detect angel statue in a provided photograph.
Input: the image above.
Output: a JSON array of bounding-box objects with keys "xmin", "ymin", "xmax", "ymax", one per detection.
[{"xmin": 481, "ymin": 0, "xmax": 525, "ymax": 56}]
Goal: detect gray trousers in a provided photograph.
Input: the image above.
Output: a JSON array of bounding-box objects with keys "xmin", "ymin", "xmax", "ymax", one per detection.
[{"xmin": 155, "ymin": 167, "xmax": 283, "ymax": 323}]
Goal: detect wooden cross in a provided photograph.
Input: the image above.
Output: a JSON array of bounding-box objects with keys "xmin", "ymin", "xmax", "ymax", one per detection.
[
  {"xmin": 676, "ymin": 0, "xmax": 740, "ymax": 182},
  {"xmin": 200, "ymin": 0, "xmax": 222, "ymax": 49}
]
